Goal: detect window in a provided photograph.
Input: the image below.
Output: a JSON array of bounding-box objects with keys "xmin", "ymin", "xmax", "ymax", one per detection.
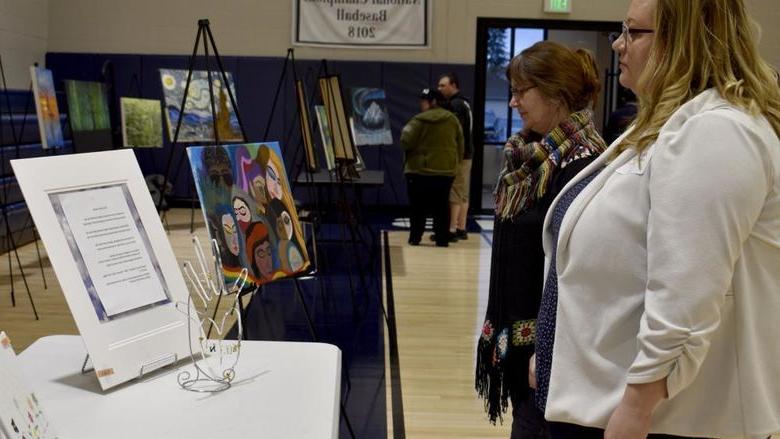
[{"xmin": 482, "ymin": 28, "xmax": 544, "ymax": 144}]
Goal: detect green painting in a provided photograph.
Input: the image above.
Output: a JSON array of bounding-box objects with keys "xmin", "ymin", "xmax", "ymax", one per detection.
[
  {"xmin": 64, "ymin": 80, "xmax": 111, "ymax": 132},
  {"xmin": 120, "ymin": 98, "xmax": 163, "ymax": 148}
]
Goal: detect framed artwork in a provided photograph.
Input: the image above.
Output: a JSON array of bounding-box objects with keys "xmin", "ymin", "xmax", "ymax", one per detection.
[
  {"xmin": 11, "ymin": 150, "xmax": 200, "ymax": 390},
  {"xmin": 349, "ymin": 87, "xmax": 392, "ymax": 146},
  {"xmin": 318, "ymin": 75, "xmax": 356, "ymax": 163},
  {"xmin": 295, "ymin": 80, "xmax": 318, "ymax": 172},
  {"xmin": 314, "ymin": 105, "xmax": 336, "ymax": 171},
  {"xmin": 346, "ymin": 118, "xmax": 367, "ymax": 171},
  {"xmin": 30, "ymin": 66, "xmax": 65, "ymax": 150},
  {"xmin": 120, "ymin": 97, "xmax": 163, "ymax": 148},
  {"xmin": 188, "ymin": 143, "xmax": 311, "ymax": 287},
  {"xmin": 64, "ymin": 80, "xmax": 113, "ymax": 152},
  {"xmin": 159, "ymin": 69, "xmax": 243, "ymax": 143}
]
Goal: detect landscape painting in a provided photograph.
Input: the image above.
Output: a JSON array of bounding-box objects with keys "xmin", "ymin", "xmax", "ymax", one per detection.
[{"xmin": 160, "ymin": 69, "xmax": 243, "ymax": 143}]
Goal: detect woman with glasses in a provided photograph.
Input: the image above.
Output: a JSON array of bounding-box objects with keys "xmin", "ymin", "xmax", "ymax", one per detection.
[
  {"xmin": 475, "ymin": 40, "xmax": 607, "ymax": 438},
  {"xmin": 532, "ymin": 0, "xmax": 780, "ymax": 438}
]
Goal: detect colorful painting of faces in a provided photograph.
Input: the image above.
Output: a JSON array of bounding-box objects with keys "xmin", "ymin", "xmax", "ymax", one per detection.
[
  {"xmin": 159, "ymin": 68, "xmax": 243, "ymax": 143},
  {"xmin": 30, "ymin": 66, "xmax": 65, "ymax": 150},
  {"xmin": 188, "ymin": 143, "xmax": 310, "ymax": 287}
]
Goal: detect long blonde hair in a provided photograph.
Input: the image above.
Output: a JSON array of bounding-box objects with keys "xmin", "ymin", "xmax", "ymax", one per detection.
[{"xmin": 617, "ymin": 0, "xmax": 780, "ymax": 155}]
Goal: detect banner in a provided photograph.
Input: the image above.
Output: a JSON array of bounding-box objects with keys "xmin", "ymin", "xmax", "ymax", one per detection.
[{"xmin": 293, "ymin": 0, "xmax": 430, "ymax": 49}]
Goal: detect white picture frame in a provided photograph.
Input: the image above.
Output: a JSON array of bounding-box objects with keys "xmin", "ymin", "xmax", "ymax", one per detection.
[{"xmin": 11, "ymin": 150, "xmax": 200, "ymax": 390}]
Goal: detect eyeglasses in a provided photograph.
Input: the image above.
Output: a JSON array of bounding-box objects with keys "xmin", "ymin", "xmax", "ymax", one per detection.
[
  {"xmin": 510, "ymin": 85, "xmax": 535, "ymax": 99},
  {"xmin": 609, "ymin": 21, "xmax": 654, "ymax": 46}
]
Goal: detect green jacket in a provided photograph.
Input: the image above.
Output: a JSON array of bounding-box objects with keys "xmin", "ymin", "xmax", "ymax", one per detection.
[{"xmin": 400, "ymin": 107, "xmax": 464, "ymax": 176}]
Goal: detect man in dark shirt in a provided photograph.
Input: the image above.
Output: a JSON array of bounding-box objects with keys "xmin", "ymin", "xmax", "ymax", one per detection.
[{"xmin": 438, "ymin": 72, "xmax": 473, "ymax": 241}]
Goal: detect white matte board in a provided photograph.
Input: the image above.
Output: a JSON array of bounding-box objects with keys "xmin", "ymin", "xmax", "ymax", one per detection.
[{"xmin": 11, "ymin": 150, "xmax": 199, "ymax": 390}]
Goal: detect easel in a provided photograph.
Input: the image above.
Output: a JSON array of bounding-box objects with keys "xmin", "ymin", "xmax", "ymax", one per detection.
[
  {"xmin": 100, "ymin": 59, "xmax": 123, "ymax": 151},
  {"xmin": 256, "ymin": 50, "xmax": 360, "ymax": 438},
  {"xmin": 320, "ymin": 72, "xmax": 392, "ymax": 331},
  {"xmin": 0, "ymin": 57, "xmax": 51, "ymax": 319},
  {"xmin": 156, "ymin": 19, "xmax": 248, "ymax": 225},
  {"xmin": 154, "ymin": 17, "xmax": 252, "ymax": 343},
  {"xmin": 256, "ymin": 52, "xmax": 350, "ymax": 319}
]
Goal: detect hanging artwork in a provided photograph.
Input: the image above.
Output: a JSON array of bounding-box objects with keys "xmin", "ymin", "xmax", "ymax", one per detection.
[
  {"xmin": 120, "ymin": 97, "xmax": 163, "ymax": 148},
  {"xmin": 314, "ymin": 105, "xmax": 336, "ymax": 171},
  {"xmin": 0, "ymin": 333, "xmax": 59, "ymax": 439},
  {"xmin": 64, "ymin": 80, "xmax": 113, "ymax": 152},
  {"xmin": 349, "ymin": 88, "xmax": 392, "ymax": 146},
  {"xmin": 295, "ymin": 80, "xmax": 318, "ymax": 172},
  {"xmin": 30, "ymin": 66, "xmax": 65, "ymax": 150},
  {"xmin": 159, "ymin": 69, "xmax": 243, "ymax": 143},
  {"xmin": 188, "ymin": 143, "xmax": 310, "ymax": 287}
]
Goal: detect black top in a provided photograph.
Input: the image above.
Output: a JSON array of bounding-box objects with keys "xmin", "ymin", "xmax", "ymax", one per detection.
[
  {"xmin": 448, "ymin": 92, "xmax": 474, "ymax": 160},
  {"xmin": 476, "ymin": 155, "xmax": 597, "ymax": 424}
]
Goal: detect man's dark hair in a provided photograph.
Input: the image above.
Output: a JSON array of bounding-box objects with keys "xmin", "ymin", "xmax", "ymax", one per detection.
[{"xmin": 438, "ymin": 72, "xmax": 459, "ymax": 89}]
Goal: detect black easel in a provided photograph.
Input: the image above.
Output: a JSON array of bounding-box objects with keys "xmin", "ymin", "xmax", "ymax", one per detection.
[
  {"xmin": 157, "ymin": 19, "xmax": 248, "ymax": 218},
  {"xmin": 100, "ymin": 60, "xmax": 122, "ymax": 150},
  {"xmin": 7, "ymin": 63, "xmax": 49, "ymax": 292},
  {"xmin": 260, "ymin": 51, "xmax": 357, "ymax": 319},
  {"xmin": 319, "ymin": 72, "xmax": 389, "ymax": 324},
  {"xmin": 257, "ymin": 51, "xmax": 358, "ymax": 438},
  {"xmin": 0, "ymin": 56, "xmax": 40, "ymax": 319}
]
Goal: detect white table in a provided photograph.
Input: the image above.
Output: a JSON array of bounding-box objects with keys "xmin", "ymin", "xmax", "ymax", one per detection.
[{"xmin": 19, "ymin": 335, "xmax": 341, "ymax": 438}]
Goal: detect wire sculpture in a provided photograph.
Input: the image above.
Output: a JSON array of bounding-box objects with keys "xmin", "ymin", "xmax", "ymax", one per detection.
[{"xmin": 175, "ymin": 235, "xmax": 251, "ymax": 393}]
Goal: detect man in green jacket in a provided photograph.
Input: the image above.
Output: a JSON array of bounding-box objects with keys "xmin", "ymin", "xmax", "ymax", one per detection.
[{"xmin": 401, "ymin": 88, "xmax": 464, "ymax": 247}]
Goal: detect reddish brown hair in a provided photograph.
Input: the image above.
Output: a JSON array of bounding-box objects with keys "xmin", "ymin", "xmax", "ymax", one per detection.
[{"xmin": 506, "ymin": 41, "xmax": 601, "ymax": 111}]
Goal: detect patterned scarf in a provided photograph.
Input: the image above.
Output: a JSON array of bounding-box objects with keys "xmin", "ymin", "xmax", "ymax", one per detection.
[{"xmin": 494, "ymin": 110, "xmax": 607, "ymax": 219}]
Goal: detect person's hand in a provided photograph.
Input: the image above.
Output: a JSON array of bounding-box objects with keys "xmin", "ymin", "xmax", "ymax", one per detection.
[
  {"xmin": 528, "ymin": 353, "xmax": 537, "ymax": 389},
  {"xmin": 605, "ymin": 380, "xmax": 667, "ymax": 439},
  {"xmin": 604, "ymin": 400, "xmax": 652, "ymax": 439}
]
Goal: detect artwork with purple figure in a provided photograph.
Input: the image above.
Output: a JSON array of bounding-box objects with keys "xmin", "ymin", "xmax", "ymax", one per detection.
[
  {"xmin": 188, "ymin": 143, "xmax": 310, "ymax": 287},
  {"xmin": 159, "ymin": 69, "xmax": 243, "ymax": 143},
  {"xmin": 349, "ymin": 87, "xmax": 393, "ymax": 146}
]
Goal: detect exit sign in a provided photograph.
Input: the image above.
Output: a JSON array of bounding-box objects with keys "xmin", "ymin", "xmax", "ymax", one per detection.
[{"xmin": 544, "ymin": 0, "xmax": 572, "ymax": 13}]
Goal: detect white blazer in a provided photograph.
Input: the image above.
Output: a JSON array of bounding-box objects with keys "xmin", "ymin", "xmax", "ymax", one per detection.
[{"xmin": 542, "ymin": 89, "xmax": 780, "ymax": 437}]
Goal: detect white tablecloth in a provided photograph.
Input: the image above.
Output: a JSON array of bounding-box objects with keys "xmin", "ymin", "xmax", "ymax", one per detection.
[{"xmin": 19, "ymin": 335, "xmax": 341, "ymax": 438}]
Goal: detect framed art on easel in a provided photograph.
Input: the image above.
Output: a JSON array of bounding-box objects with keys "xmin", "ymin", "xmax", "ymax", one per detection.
[{"xmin": 11, "ymin": 150, "xmax": 200, "ymax": 390}]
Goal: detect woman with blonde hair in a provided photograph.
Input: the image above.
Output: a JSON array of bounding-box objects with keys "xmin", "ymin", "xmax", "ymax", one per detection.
[
  {"xmin": 475, "ymin": 40, "xmax": 607, "ymax": 438},
  {"xmin": 531, "ymin": 0, "xmax": 780, "ymax": 438}
]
